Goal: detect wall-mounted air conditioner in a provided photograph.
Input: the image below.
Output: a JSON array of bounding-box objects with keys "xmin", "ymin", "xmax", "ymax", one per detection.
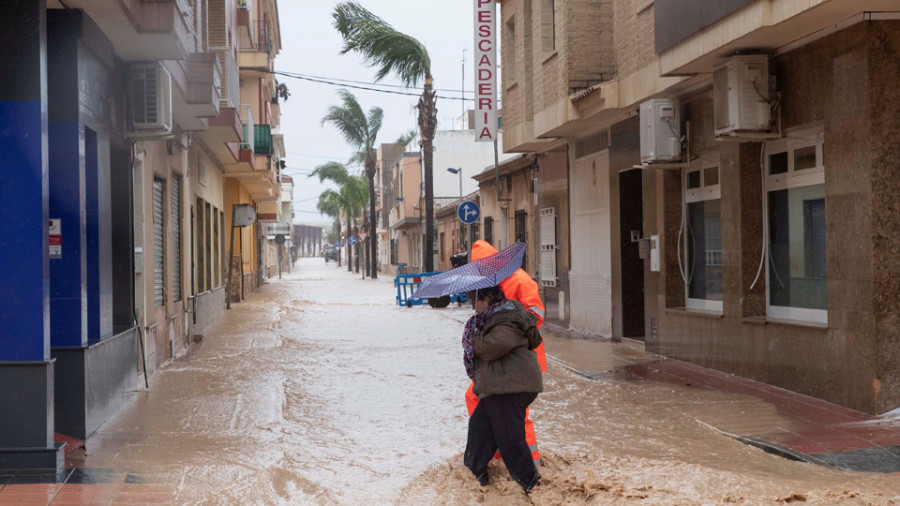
[
  {"xmin": 640, "ymin": 99, "xmax": 681, "ymax": 163},
  {"xmin": 127, "ymin": 63, "xmax": 173, "ymax": 138},
  {"xmin": 714, "ymin": 55, "xmax": 770, "ymax": 137}
]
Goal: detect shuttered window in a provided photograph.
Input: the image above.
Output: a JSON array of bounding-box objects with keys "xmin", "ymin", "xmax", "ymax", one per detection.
[
  {"xmin": 484, "ymin": 217, "xmax": 493, "ymax": 246},
  {"xmin": 153, "ymin": 178, "xmax": 166, "ymax": 307},
  {"xmin": 171, "ymin": 174, "xmax": 182, "ymax": 301},
  {"xmin": 540, "ymin": 208, "xmax": 557, "ymax": 287}
]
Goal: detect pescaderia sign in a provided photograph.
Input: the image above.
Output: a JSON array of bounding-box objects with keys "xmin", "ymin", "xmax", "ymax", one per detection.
[{"xmin": 474, "ymin": 0, "xmax": 497, "ymax": 142}]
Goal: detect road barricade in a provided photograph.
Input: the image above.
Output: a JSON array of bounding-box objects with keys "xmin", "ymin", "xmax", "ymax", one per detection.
[{"xmin": 394, "ymin": 271, "xmax": 468, "ymax": 308}]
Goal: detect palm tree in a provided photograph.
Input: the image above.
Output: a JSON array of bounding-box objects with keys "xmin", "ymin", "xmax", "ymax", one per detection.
[
  {"xmin": 316, "ymin": 189, "xmax": 344, "ymax": 267},
  {"xmin": 333, "ymin": 1, "xmax": 438, "ymax": 272},
  {"xmin": 310, "ymin": 162, "xmax": 368, "ymax": 273},
  {"xmin": 321, "ymin": 90, "xmax": 383, "ymax": 279}
]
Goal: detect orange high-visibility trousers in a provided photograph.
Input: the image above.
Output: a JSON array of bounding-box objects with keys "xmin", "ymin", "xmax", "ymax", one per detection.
[{"xmin": 466, "ymin": 382, "xmax": 541, "ymax": 465}]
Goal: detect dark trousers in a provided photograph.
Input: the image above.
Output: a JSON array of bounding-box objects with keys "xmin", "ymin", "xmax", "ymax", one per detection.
[{"xmin": 464, "ymin": 392, "xmax": 539, "ymax": 490}]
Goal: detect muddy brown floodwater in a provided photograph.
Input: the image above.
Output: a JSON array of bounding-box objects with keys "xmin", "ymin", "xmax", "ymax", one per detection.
[{"xmin": 79, "ymin": 259, "xmax": 899, "ymax": 505}]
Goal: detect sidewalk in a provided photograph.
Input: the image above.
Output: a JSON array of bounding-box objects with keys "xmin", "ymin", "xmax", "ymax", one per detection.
[{"xmin": 540, "ymin": 321, "xmax": 900, "ymax": 474}]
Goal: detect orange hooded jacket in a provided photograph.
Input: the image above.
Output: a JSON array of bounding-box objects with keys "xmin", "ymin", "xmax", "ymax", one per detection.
[{"xmin": 470, "ymin": 240, "xmax": 547, "ymax": 371}]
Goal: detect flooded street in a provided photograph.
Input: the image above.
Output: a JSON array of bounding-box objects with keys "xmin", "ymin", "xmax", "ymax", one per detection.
[{"xmin": 76, "ymin": 259, "xmax": 899, "ymax": 504}]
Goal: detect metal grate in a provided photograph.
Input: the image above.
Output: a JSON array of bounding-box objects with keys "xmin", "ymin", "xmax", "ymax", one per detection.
[
  {"xmin": 153, "ymin": 178, "xmax": 166, "ymax": 307},
  {"xmin": 575, "ymin": 131, "xmax": 607, "ymax": 159},
  {"xmin": 171, "ymin": 175, "xmax": 182, "ymax": 301}
]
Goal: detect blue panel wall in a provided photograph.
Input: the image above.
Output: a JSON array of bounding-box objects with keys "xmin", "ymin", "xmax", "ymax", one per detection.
[
  {"xmin": 49, "ymin": 121, "xmax": 87, "ymax": 348},
  {"xmin": 0, "ymin": 103, "xmax": 49, "ymax": 361}
]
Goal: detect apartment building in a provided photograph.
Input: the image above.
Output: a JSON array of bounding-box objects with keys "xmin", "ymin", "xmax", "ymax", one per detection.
[
  {"xmin": 0, "ymin": 0, "xmax": 286, "ymax": 471},
  {"xmin": 497, "ymin": 0, "xmax": 900, "ymax": 414}
]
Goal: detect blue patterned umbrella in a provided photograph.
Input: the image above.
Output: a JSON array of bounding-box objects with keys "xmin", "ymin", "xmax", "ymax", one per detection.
[{"xmin": 411, "ymin": 242, "xmax": 526, "ymax": 299}]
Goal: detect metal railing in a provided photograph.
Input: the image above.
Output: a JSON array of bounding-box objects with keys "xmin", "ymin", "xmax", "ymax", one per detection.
[
  {"xmin": 212, "ymin": 48, "xmax": 240, "ymax": 109},
  {"xmin": 240, "ymin": 105, "xmax": 254, "ymax": 151},
  {"xmin": 240, "ymin": 20, "xmax": 271, "ymax": 53}
]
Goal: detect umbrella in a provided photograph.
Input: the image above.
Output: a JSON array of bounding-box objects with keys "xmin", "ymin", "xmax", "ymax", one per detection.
[{"xmin": 411, "ymin": 242, "xmax": 526, "ymax": 299}]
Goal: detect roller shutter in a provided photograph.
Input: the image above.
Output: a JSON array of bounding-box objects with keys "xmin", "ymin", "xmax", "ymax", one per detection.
[{"xmin": 153, "ymin": 178, "xmax": 166, "ymax": 307}]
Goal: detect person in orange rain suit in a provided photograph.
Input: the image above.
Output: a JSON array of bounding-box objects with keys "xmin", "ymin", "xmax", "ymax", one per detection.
[{"xmin": 466, "ymin": 240, "xmax": 547, "ymax": 466}]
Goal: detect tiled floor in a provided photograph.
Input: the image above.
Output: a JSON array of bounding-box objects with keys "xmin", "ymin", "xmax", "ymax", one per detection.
[{"xmin": 0, "ymin": 469, "xmax": 178, "ymax": 505}]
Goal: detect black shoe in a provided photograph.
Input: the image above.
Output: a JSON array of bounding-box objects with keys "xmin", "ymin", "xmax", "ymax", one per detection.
[
  {"xmin": 523, "ymin": 473, "xmax": 540, "ymax": 493},
  {"xmin": 475, "ymin": 472, "xmax": 490, "ymax": 487}
]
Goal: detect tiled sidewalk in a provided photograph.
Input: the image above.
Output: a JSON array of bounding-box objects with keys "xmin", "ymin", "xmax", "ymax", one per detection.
[
  {"xmin": 0, "ymin": 468, "xmax": 176, "ymax": 504},
  {"xmin": 542, "ymin": 322, "xmax": 900, "ymax": 474}
]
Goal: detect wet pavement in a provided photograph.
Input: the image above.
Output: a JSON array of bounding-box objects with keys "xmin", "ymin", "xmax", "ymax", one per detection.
[{"xmin": 2, "ymin": 258, "xmax": 898, "ymax": 504}]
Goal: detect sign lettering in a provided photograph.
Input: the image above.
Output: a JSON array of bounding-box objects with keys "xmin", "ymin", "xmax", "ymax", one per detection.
[{"xmin": 474, "ymin": 0, "xmax": 497, "ymax": 142}]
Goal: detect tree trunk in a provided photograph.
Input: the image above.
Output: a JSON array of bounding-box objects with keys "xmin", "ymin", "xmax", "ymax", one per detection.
[
  {"xmin": 418, "ymin": 77, "xmax": 438, "ymax": 272},
  {"xmin": 347, "ymin": 215, "xmax": 352, "ymax": 272},
  {"xmin": 367, "ymin": 172, "xmax": 378, "ymax": 279},
  {"xmin": 336, "ymin": 219, "xmax": 342, "ymax": 267}
]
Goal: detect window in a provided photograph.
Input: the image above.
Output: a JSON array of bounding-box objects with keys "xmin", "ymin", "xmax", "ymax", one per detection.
[
  {"xmin": 541, "ymin": 0, "xmax": 556, "ymax": 52},
  {"xmin": 484, "ymin": 216, "xmax": 493, "ymax": 246},
  {"xmin": 684, "ymin": 159, "xmax": 722, "ymax": 312},
  {"xmin": 196, "ymin": 198, "xmax": 205, "ymax": 292},
  {"xmin": 515, "ymin": 210, "xmax": 527, "ymax": 269},
  {"xmin": 171, "ymin": 174, "xmax": 183, "ymax": 302},
  {"xmin": 504, "ymin": 17, "xmax": 516, "ymax": 84},
  {"xmin": 765, "ymin": 128, "xmax": 826, "ymax": 323},
  {"xmin": 153, "ymin": 178, "xmax": 166, "ymax": 307}
]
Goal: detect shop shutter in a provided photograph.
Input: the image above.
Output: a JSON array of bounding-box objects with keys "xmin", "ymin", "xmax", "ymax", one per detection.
[
  {"xmin": 171, "ymin": 175, "xmax": 182, "ymax": 301},
  {"xmin": 153, "ymin": 178, "xmax": 166, "ymax": 307},
  {"xmin": 540, "ymin": 207, "xmax": 557, "ymax": 287}
]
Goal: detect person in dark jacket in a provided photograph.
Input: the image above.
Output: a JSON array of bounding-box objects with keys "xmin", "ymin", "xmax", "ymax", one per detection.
[{"xmin": 461, "ymin": 286, "xmax": 543, "ymax": 492}]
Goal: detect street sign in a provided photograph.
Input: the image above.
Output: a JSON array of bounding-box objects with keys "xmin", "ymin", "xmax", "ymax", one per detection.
[
  {"xmin": 234, "ymin": 204, "xmax": 257, "ymax": 227},
  {"xmin": 275, "ymin": 234, "xmax": 286, "ymax": 245},
  {"xmin": 335, "ymin": 241, "xmax": 343, "ymax": 248},
  {"xmin": 457, "ymin": 201, "xmax": 481, "ymax": 224},
  {"xmin": 348, "ymin": 236, "xmax": 358, "ymax": 246},
  {"xmin": 359, "ymin": 232, "xmax": 368, "ymax": 242}
]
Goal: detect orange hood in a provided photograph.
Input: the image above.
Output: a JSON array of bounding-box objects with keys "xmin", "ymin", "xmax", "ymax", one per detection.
[{"xmin": 471, "ymin": 240, "xmax": 499, "ymax": 261}]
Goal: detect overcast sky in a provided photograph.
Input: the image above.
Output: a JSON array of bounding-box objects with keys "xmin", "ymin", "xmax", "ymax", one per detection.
[{"xmin": 276, "ymin": 1, "xmax": 478, "ymax": 223}]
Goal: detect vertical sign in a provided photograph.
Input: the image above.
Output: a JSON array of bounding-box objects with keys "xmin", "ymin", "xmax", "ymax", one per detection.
[
  {"xmin": 474, "ymin": 0, "xmax": 497, "ymax": 142},
  {"xmin": 49, "ymin": 219, "xmax": 62, "ymax": 259}
]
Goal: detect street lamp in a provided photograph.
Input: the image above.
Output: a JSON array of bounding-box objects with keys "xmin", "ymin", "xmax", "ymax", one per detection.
[{"xmin": 447, "ymin": 168, "xmax": 464, "ymax": 250}]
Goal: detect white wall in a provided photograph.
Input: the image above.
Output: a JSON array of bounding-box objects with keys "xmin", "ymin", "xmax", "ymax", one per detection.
[{"xmin": 406, "ymin": 129, "xmax": 517, "ymax": 200}]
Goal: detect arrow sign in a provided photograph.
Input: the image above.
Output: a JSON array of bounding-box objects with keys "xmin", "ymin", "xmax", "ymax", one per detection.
[
  {"xmin": 359, "ymin": 232, "xmax": 368, "ymax": 242},
  {"xmin": 457, "ymin": 201, "xmax": 481, "ymax": 224},
  {"xmin": 348, "ymin": 236, "xmax": 358, "ymax": 246}
]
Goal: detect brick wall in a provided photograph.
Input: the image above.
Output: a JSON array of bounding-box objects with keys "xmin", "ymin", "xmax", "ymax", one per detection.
[{"xmin": 613, "ymin": 0, "xmax": 657, "ymax": 79}]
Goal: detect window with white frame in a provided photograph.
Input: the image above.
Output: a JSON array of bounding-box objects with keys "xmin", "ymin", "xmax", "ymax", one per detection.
[
  {"xmin": 765, "ymin": 127, "xmax": 826, "ymax": 323},
  {"xmin": 684, "ymin": 158, "xmax": 722, "ymax": 312}
]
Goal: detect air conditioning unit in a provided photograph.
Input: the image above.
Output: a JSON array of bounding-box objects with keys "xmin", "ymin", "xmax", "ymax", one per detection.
[
  {"xmin": 127, "ymin": 63, "xmax": 173, "ymax": 137},
  {"xmin": 640, "ymin": 99, "xmax": 682, "ymax": 163},
  {"xmin": 714, "ymin": 55, "xmax": 770, "ymax": 136}
]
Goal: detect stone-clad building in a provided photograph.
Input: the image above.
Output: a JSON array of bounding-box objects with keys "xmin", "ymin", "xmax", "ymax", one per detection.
[{"xmin": 496, "ymin": 0, "xmax": 900, "ymax": 415}]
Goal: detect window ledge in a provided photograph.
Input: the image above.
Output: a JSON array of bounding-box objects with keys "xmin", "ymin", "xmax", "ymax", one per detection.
[
  {"xmin": 665, "ymin": 307, "xmax": 723, "ymax": 319},
  {"xmin": 636, "ymin": 0, "xmax": 653, "ymax": 15},
  {"xmin": 742, "ymin": 316, "xmax": 828, "ymax": 329},
  {"xmin": 506, "ymin": 80, "xmax": 519, "ymax": 92},
  {"xmin": 542, "ymin": 51, "xmax": 559, "ymax": 65}
]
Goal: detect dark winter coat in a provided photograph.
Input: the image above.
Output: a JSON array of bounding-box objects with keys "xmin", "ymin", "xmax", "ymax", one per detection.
[{"xmin": 472, "ymin": 300, "xmax": 543, "ymax": 398}]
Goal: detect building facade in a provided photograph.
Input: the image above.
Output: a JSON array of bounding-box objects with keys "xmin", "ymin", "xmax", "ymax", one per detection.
[
  {"xmin": 0, "ymin": 0, "xmax": 287, "ymax": 471},
  {"xmin": 497, "ymin": 0, "xmax": 900, "ymax": 414}
]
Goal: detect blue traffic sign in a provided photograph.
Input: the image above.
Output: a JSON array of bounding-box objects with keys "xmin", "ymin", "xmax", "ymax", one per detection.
[
  {"xmin": 348, "ymin": 236, "xmax": 358, "ymax": 246},
  {"xmin": 457, "ymin": 201, "xmax": 481, "ymax": 224},
  {"xmin": 335, "ymin": 241, "xmax": 343, "ymax": 248}
]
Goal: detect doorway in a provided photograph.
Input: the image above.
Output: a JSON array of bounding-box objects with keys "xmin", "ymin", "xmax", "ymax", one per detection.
[{"xmin": 619, "ymin": 168, "xmax": 645, "ymax": 339}]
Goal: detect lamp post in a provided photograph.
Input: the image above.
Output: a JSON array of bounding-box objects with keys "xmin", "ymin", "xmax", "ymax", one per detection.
[{"xmin": 447, "ymin": 167, "xmax": 464, "ymax": 250}]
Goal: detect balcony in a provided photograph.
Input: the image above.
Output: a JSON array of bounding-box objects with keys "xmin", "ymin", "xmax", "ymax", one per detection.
[
  {"xmin": 74, "ymin": 0, "xmax": 195, "ymax": 61},
  {"xmin": 254, "ymin": 125, "xmax": 273, "ymax": 155},
  {"xmin": 213, "ymin": 48, "xmax": 241, "ymax": 109},
  {"xmin": 238, "ymin": 19, "xmax": 273, "ymax": 69}
]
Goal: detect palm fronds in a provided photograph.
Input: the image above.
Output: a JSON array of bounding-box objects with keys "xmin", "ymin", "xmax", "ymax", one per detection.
[{"xmin": 332, "ymin": 1, "xmax": 431, "ymax": 86}]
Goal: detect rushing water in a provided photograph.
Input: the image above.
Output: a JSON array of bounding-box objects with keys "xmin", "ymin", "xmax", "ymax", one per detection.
[{"xmin": 79, "ymin": 259, "xmax": 900, "ymax": 504}]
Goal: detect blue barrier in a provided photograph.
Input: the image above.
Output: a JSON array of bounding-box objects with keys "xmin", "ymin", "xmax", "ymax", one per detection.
[{"xmin": 394, "ymin": 271, "xmax": 468, "ymax": 308}]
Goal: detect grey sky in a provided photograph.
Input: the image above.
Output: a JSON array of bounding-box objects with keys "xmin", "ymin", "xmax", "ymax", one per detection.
[{"xmin": 276, "ymin": 1, "xmax": 478, "ymax": 222}]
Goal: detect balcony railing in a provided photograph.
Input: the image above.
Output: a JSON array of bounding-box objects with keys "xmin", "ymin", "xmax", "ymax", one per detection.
[
  {"xmin": 240, "ymin": 105, "xmax": 254, "ymax": 151},
  {"xmin": 212, "ymin": 48, "xmax": 240, "ymax": 108},
  {"xmin": 254, "ymin": 124, "xmax": 273, "ymax": 155},
  {"xmin": 240, "ymin": 20, "xmax": 272, "ymax": 54}
]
